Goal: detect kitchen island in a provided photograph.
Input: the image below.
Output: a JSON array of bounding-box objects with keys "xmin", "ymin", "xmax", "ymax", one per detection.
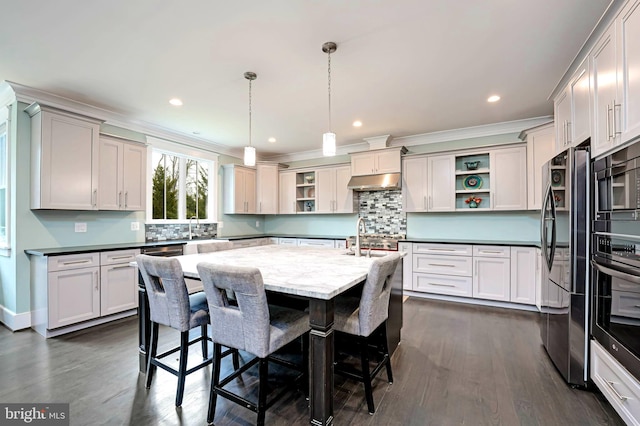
[{"xmin": 139, "ymin": 245, "xmax": 404, "ymax": 426}]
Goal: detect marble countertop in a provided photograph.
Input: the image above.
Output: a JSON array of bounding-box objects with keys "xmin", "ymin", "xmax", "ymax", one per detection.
[{"xmin": 175, "ymin": 245, "xmax": 403, "ymax": 300}]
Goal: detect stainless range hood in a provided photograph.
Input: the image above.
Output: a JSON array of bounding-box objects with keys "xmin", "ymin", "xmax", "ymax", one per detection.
[{"xmin": 347, "ymin": 173, "xmax": 401, "ymax": 191}]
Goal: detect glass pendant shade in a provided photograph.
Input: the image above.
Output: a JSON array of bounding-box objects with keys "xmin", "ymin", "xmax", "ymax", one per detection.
[
  {"xmin": 323, "ymin": 132, "xmax": 336, "ymax": 156},
  {"xmin": 244, "ymin": 146, "xmax": 256, "ymax": 166}
]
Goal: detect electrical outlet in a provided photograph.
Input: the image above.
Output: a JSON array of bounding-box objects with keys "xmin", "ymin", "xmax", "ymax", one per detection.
[
  {"xmin": 130, "ymin": 221, "xmax": 140, "ymax": 231},
  {"xmin": 256, "ymin": 220, "xmax": 260, "ymax": 227},
  {"xmin": 75, "ymin": 222, "xmax": 87, "ymax": 233}
]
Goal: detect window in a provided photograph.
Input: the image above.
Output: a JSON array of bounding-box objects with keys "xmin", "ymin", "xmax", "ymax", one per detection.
[{"xmin": 149, "ymin": 147, "xmax": 216, "ymax": 222}]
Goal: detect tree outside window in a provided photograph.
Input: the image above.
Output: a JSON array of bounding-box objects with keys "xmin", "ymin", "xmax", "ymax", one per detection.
[{"xmin": 150, "ymin": 149, "xmax": 213, "ymax": 222}]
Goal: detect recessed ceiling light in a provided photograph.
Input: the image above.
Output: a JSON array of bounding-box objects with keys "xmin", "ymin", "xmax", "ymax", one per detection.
[
  {"xmin": 169, "ymin": 98, "xmax": 183, "ymax": 106},
  {"xmin": 268, "ymin": 137, "xmax": 276, "ymax": 143},
  {"xmin": 353, "ymin": 120, "xmax": 363, "ymax": 127},
  {"xmin": 487, "ymin": 95, "xmax": 501, "ymax": 103}
]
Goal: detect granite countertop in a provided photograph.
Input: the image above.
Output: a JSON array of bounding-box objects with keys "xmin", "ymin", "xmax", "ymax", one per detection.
[
  {"xmin": 176, "ymin": 245, "xmax": 404, "ymax": 300},
  {"xmin": 25, "ymin": 240, "xmax": 188, "ymax": 257},
  {"xmin": 402, "ymin": 237, "xmax": 541, "ymax": 247}
]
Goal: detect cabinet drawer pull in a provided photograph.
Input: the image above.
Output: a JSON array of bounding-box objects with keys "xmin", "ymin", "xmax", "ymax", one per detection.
[
  {"xmin": 125, "ymin": 191, "xmax": 128, "ymax": 208},
  {"xmin": 427, "ymin": 248, "xmax": 456, "ymax": 252},
  {"xmin": 429, "ymin": 282, "xmax": 456, "ymax": 287},
  {"xmin": 61, "ymin": 259, "xmax": 92, "ymax": 266},
  {"xmin": 93, "ymin": 189, "xmax": 97, "ymax": 207},
  {"xmin": 428, "ymin": 263, "xmax": 455, "ymax": 267},
  {"xmin": 95, "ymin": 271, "xmax": 99, "ymax": 291},
  {"xmin": 605, "ymin": 380, "xmax": 629, "ymax": 401},
  {"xmin": 480, "ymin": 250, "xmax": 503, "ymax": 254},
  {"xmin": 118, "ymin": 191, "xmax": 122, "ymax": 208},
  {"xmin": 111, "ymin": 265, "xmax": 133, "ymax": 270},
  {"xmin": 110, "ymin": 255, "xmax": 133, "ymax": 260}
]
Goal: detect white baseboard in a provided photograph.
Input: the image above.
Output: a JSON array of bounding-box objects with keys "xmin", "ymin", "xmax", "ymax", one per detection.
[
  {"xmin": 0, "ymin": 305, "xmax": 31, "ymax": 331},
  {"xmin": 404, "ymin": 290, "xmax": 540, "ymax": 312}
]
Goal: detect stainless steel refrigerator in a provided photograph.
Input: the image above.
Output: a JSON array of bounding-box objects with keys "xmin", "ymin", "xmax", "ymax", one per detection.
[{"xmin": 540, "ymin": 144, "xmax": 590, "ymax": 387}]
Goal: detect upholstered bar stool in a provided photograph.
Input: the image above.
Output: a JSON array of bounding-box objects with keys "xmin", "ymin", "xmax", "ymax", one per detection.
[
  {"xmin": 196, "ymin": 262, "xmax": 310, "ymax": 426},
  {"xmin": 333, "ymin": 253, "xmax": 402, "ymax": 414},
  {"xmin": 196, "ymin": 241, "xmax": 234, "ymax": 253},
  {"xmin": 136, "ymin": 254, "xmax": 238, "ymax": 407}
]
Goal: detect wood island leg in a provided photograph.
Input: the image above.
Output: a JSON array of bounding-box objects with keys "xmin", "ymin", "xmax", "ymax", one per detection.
[{"xmin": 308, "ymin": 298, "xmax": 335, "ymax": 426}]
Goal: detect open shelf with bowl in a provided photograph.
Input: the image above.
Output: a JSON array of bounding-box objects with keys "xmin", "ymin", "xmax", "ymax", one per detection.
[
  {"xmin": 455, "ymin": 152, "xmax": 491, "ymax": 210},
  {"xmin": 296, "ymin": 171, "xmax": 316, "ymax": 213}
]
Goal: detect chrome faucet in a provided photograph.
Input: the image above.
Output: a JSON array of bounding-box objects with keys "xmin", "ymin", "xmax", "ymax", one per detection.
[
  {"xmin": 188, "ymin": 216, "xmax": 199, "ymax": 240},
  {"xmin": 355, "ymin": 217, "xmax": 367, "ymax": 257}
]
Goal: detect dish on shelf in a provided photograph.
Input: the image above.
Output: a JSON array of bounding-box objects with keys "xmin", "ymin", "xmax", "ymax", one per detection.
[
  {"xmin": 551, "ymin": 170, "xmax": 563, "ymax": 186},
  {"xmin": 463, "ymin": 175, "xmax": 483, "ymax": 190},
  {"xmin": 554, "ymin": 192, "xmax": 563, "ymax": 206},
  {"xmin": 304, "ymin": 175, "xmax": 314, "ymax": 184},
  {"xmin": 306, "ymin": 187, "xmax": 315, "ymax": 198},
  {"xmin": 464, "ymin": 161, "xmax": 480, "ymax": 170}
]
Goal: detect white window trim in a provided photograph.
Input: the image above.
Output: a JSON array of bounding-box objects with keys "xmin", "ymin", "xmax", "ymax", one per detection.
[
  {"xmin": 145, "ymin": 136, "xmax": 219, "ymax": 224},
  {"xmin": 0, "ymin": 105, "xmax": 10, "ymax": 255}
]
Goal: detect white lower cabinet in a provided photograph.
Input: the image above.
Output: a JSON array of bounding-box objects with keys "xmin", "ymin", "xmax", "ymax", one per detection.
[
  {"xmin": 34, "ymin": 249, "xmax": 141, "ymax": 336},
  {"xmin": 591, "ymin": 339, "xmax": 640, "ymax": 425},
  {"xmin": 399, "ymin": 242, "xmax": 413, "ymax": 290},
  {"xmin": 409, "ymin": 242, "xmax": 538, "ymax": 308},
  {"xmin": 48, "ymin": 253, "xmax": 101, "ymax": 329},
  {"xmin": 297, "ymin": 238, "xmax": 335, "ymax": 248},
  {"xmin": 473, "ymin": 251, "xmax": 511, "ymax": 301},
  {"xmin": 510, "ymin": 246, "xmax": 537, "ymax": 305},
  {"xmin": 412, "ymin": 243, "xmax": 473, "ymax": 297},
  {"xmin": 100, "ymin": 250, "xmax": 140, "ymax": 316},
  {"xmin": 414, "ymin": 274, "xmax": 472, "ymax": 297}
]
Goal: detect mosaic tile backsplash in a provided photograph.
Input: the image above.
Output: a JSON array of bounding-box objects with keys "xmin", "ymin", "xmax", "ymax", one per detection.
[
  {"xmin": 145, "ymin": 223, "xmax": 217, "ymax": 242},
  {"xmin": 357, "ymin": 190, "xmax": 406, "ymax": 236}
]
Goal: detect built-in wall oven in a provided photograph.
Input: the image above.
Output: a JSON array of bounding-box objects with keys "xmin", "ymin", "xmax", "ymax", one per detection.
[{"xmin": 592, "ymin": 142, "xmax": 640, "ymax": 382}]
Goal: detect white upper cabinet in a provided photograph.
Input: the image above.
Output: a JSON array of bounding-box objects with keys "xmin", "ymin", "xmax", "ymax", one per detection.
[
  {"xmin": 350, "ymin": 147, "xmax": 404, "ymax": 176},
  {"xmin": 256, "ymin": 163, "xmax": 279, "ymax": 215},
  {"xmin": 26, "ymin": 104, "xmax": 102, "ymax": 210},
  {"xmin": 618, "ymin": 0, "xmax": 640, "ymax": 145},
  {"xmin": 428, "ymin": 154, "xmax": 456, "ymax": 211},
  {"xmin": 278, "ymin": 171, "xmax": 297, "ymax": 214},
  {"xmin": 571, "ymin": 61, "xmax": 592, "ymax": 145},
  {"xmin": 590, "ymin": 0, "xmax": 640, "ymax": 157},
  {"xmin": 491, "ymin": 146, "xmax": 527, "ymax": 210},
  {"xmin": 98, "ymin": 135, "xmax": 146, "ymax": 211},
  {"xmin": 403, "ymin": 154, "xmax": 454, "ymax": 213},
  {"xmin": 403, "ymin": 156, "xmax": 428, "ymax": 212},
  {"xmin": 522, "ymin": 123, "xmax": 555, "ymax": 210},
  {"xmin": 554, "ymin": 59, "xmax": 591, "ymax": 153},
  {"xmin": 591, "ymin": 23, "xmax": 619, "ymax": 157},
  {"xmin": 555, "ymin": 87, "xmax": 572, "ymax": 152},
  {"xmin": 314, "ymin": 165, "xmax": 353, "ymax": 214},
  {"xmin": 223, "ymin": 164, "xmax": 256, "ymax": 214}
]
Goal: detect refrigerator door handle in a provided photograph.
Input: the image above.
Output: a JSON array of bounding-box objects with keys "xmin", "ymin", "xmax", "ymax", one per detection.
[{"xmin": 541, "ymin": 182, "xmax": 556, "ymax": 270}]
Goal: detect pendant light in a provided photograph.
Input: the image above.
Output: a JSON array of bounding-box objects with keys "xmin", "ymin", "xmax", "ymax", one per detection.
[
  {"xmin": 244, "ymin": 71, "xmax": 257, "ymax": 166},
  {"xmin": 322, "ymin": 42, "xmax": 337, "ymax": 157}
]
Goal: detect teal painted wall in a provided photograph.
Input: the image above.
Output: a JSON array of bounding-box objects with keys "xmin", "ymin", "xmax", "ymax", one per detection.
[
  {"xmin": 407, "ymin": 211, "xmax": 540, "ymax": 242},
  {"xmin": 264, "ymin": 214, "xmax": 357, "ymax": 237}
]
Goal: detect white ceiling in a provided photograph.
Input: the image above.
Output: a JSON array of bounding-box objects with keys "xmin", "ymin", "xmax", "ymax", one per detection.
[{"xmin": 0, "ymin": 1, "xmax": 611, "ymax": 159}]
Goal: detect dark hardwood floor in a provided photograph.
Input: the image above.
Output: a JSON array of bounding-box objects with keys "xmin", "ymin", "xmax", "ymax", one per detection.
[{"xmin": 0, "ymin": 298, "xmax": 624, "ymax": 425}]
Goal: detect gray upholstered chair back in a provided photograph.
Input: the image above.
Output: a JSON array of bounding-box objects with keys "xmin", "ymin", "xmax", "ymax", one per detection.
[
  {"xmin": 197, "ymin": 263, "xmax": 271, "ymax": 358},
  {"xmin": 358, "ymin": 253, "xmax": 402, "ymax": 336},
  {"xmin": 197, "ymin": 241, "xmax": 234, "ymax": 253},
  {"xmin": 136, "ymin": 254, "xmax": 194, "ymax": 332}
]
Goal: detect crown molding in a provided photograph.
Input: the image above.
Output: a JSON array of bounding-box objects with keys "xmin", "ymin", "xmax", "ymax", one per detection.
[
  {"xmin": 263, "ymin": 141, "xmax": 370, "ymax": 163},
  {"xmin": 390, "ymin": 116, "xmax": 553, "ymax": 147},
  {"xmin": 1, "ymin": 80, "xmax": 238, "ymax": 157}
]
